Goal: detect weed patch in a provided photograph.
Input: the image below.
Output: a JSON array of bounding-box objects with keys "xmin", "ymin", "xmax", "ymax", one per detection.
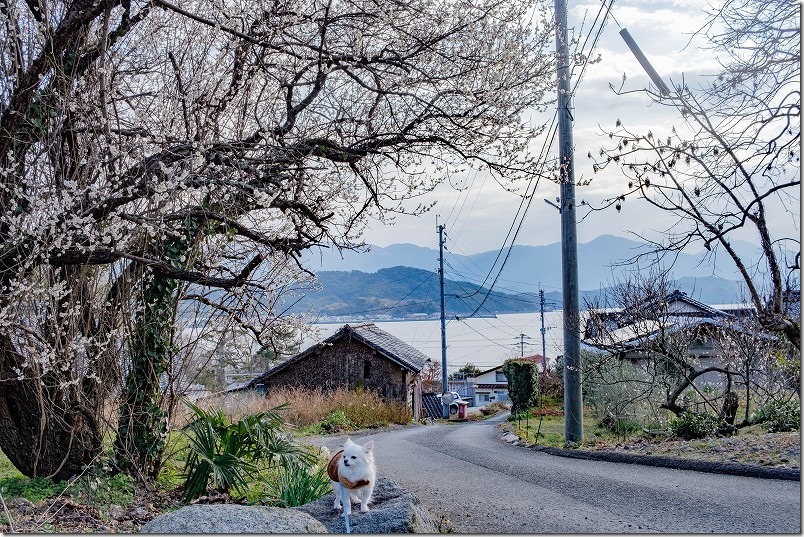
[{"xmin": 0, "ymin": 476, "xmax": 65, "ymax": 502}]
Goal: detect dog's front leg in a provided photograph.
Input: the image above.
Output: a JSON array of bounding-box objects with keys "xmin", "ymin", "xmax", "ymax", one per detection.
[
  {"xmin": 342, "ymin": 493, "xmax": 352, "ymax": 516},
  {"xmin": 331, "ymin": 481, "xmax": 342, "ymax": 511},
  {"xmin": 359, "ymin": 486, "xmax": 373, "ymax": 512}
]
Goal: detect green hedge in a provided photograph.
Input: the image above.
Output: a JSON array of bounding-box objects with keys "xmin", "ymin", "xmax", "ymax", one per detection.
[{"xmin": 502, "ymin": 359, "xmax": 539, "ymax": 414}]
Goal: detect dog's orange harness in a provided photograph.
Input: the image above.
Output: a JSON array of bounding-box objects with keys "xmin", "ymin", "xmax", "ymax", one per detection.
[{"xmin": 327, "ymin": 449, "xmax": 370, "ymax": 489}]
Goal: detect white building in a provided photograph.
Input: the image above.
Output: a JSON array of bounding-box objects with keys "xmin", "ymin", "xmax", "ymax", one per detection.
[{"xmin": 448, "ymin": 354, "xmax": 550, "ymax": 406}]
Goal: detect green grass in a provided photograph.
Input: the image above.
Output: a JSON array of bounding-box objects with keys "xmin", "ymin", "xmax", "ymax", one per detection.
[
  {"xmin": 0, "ymin": 458, "xmax": 134, "ymax": 507},
  {"xmin": 157, "ymin": 431, "xmax": 191, "ymax": 491},
  {"xmin": 0, "ymin": 450, "xmax": 23, "ymax": 480},
  {"xmin": 70, "ymin": 472, "xmax": 135, "ymax": 506},
  {"xmin": 0, "ymin": 475, "xmax": 66, "ymax": 503},
  {"xmin": 0, "ymin": 450, "xmax": 67, "ymax": 503},
  {"xmin": 511, "ymin": 409, "xmax": 642, "ymax": 448}
]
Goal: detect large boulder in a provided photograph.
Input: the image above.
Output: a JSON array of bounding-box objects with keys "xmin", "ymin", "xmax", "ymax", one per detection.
[
  {"xmin": 139, "ymin": 504, "xmax": 327, "ymax": 533},
  {"xmin": 295, "ymin": 477, "xmax": 437, "ymax": 533}
]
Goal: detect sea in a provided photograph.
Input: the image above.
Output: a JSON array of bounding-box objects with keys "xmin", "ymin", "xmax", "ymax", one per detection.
[{"xmin": 308, "ymin": 311, "xmax": 566, "ymax": 373}]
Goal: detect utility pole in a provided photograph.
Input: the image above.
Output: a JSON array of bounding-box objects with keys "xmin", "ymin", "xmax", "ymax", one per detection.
[
  {"xmin": 554, "ymin": 0, "xmax": 583, "ymax": 443},
  {"xmin": 514, "ymin": 333, "xmax": 532, "ymax": 357},
  {"xmin": 437, "ymin": 223, "xmax": 448, "ymax": 418},
  {"xmin": 539, "ymin": 288, "xmax": 547, "ymax": 370}
]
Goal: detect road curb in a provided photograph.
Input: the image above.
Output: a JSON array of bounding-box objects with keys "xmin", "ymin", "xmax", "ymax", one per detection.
[{"xmin": 524, "ymin": 443, "xmax": 800, "ymax": 481}]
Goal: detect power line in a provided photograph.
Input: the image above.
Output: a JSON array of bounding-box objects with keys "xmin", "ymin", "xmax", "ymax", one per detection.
[
  {"xmin": 312, "ymin": 272, "xmax": 436, "ymax": 318},
  {"xmin": 455, "ymin": 318, "xmax": 514, "ymax": 350},
  {"xmin": 513, "ymin": 333, "xmax": 534, "ymax": 356},
  {"xmin": 444, "ymin": 262, "xmax": 545, "ymax": 304},
  {"xmin": 442, "ymin": 0, "xmax": 615, "ymax": 326},
  {"xmin": 444, "ymin": 245, "xmax": 565, "ymax": 293}
]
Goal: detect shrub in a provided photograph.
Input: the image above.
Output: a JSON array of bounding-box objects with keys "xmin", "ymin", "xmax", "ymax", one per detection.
[
  {"xmin": 532, "ymin": 405, "xmax": 563, "ymax": 417},
  {"xmin": 669, "ymin": 411, "xmax": 723, "ymax": 440},
  {"xmin": 199, "ymin": 387, "xmax": 411, "ymax": 431},
  {"xmin": 752, "ymin": 400, "xmax": 801, "ymax": 433},
  {"xmin": 538, "ymin": 370, "xmax": 563, "ymax": 402},
  {"xmin": 599, "ymin": 414, "xmax": 641, "ymax": 437},
  {"xmin": 480, "ymin": 402, "xmax": 509, "ymax": 416},
  {"xmin": 582, "ymin": 351, "xmax": 665, "ymax": 426},
  {"xmin": 502, "ymin": 359, "xmax": 539, "ymax": 414}
]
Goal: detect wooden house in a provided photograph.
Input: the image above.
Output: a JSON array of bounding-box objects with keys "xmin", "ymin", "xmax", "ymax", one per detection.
[{"xmin": 246, "ymin": 323, "xmax": 431, "ymax": 420}]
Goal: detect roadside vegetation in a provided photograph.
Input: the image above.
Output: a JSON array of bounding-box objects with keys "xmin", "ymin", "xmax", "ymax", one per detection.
[
  {"xmin": 507, "ymin": 367, "xmax": 800, "ymax": 450},
  {"xmin": 0, "ymin": 0, "xmax": 797, "ymax": 532},
  {"xmin": 0, "ymin": 388, "xmax": 414, "ymax": 533}
]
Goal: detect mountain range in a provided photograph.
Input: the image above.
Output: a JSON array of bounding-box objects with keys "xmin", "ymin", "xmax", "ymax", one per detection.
[
  {"xmin": 290, "ymin": 235, "xmax": 762, "ymax": 319},
  {"xmin": 287, "ymin": 266, "xmax": 550, "ymax": 319}
]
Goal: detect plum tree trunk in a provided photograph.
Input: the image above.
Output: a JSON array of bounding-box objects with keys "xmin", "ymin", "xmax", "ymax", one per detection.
[{"xmin": 0, "ymin": 337, "xmax": 104, "ymax": 481}]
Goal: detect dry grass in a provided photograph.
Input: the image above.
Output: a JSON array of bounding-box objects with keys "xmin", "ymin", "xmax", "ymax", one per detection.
[
  {"xmin": 186, "ymin": 387, "xmax": 411, "ymax": 431},
  {"xmin": 480, "ymin": 401, "xmax": 510, "ymax": 416}
]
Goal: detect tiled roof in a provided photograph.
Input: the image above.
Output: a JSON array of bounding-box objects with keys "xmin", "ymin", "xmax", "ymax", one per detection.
[
  {"xmin": 593, "ymin": 316, "xmax": 743, "ymax": 349},
  {"xmin": 665, "ymin": 290, "xmax": 727, "ymax": 317},
  {"xmin": 587, "ymin": 290, "xmax": 730, "ymax": 329},
  {"xmin": 247, "ymin": 323, "xmax": 430, "ymax": 388},
  {"xmin": 476, "ymin": 354, "xmax": 547, "ymax": 377},
  {"xmin": 474, "ymin": 354, "xmax": 550, "ymax": 378},
  {"xmin": 476, "ymin": 364, "xmax": 503, "ymax": 376},
  {"xmin": 475, "ymin": 383, "xmax": 507, "ymax": 389},
  {"xmin": 346, "ymin": 323, "xmax": 431, "ymax": 372}
]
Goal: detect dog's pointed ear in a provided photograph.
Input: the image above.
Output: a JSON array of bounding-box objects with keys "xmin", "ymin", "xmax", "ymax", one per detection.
[
  {"xmin": 344, "ymin": 437, "xmax": 354, "ymax": 447},
  {"xmin": 363, "ymin": 440, "xmax": 374, "ymax": 453}
]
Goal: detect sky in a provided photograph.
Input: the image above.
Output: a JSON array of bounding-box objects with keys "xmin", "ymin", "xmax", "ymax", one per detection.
[{"xmin": 356, "ymin": 0, "xmax": 800, "ymax": 256}]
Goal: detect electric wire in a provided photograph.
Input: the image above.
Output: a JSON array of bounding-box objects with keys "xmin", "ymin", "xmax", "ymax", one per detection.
[
  {"xmin": 309, "ymin": 1, "xmax": 615, "ymax": 371},
  {"xmin": 444, "ymin": 0, "xmax": 615, "ymax": 319},
  {"xmin": 313, "ymin": 271, "xmax": 436, "ymax": 318},
  {"xmin": 444, "ymin": 260, "xmax": 544, "ymax": 302},
  {"xmin": 444, "ymin": 241, "xmax": 563, "ymax": 294},
  {"xmin": 454, "ymin": 318, "xmax": 515, "ymax": 350}
]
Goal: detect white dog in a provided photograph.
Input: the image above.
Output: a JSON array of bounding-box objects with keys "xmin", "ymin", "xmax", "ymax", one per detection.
[{"xmin": 327, "ymin": 437, "xmax": 376, "ymax": 515}]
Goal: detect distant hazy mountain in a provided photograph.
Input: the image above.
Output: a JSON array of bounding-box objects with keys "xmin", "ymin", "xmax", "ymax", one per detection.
[
  {"xmin": 287, "ymin": 266, "xmax": 555, "ymax": 319},
  {"xmin": 301, "ymin": 234, "xmax": 758, "ymax": 301},
  {"xmin": 674, "ymin": 276, "xmax": 750, "ymax": 305},
  {"xmin": 303, "ymin": 243, "xmax": 442, "ymax": 273}
]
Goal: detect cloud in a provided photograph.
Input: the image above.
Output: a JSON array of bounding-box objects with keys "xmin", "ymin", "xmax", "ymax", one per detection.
[{"xmin": 355, "ymin": 0, "xmax": 796, "ymax": 255}]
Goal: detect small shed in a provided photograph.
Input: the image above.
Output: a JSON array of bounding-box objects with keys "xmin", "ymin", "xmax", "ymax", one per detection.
[{"xmin": 247, "ymin": 323, "xmax": 431, "ymax": 420}]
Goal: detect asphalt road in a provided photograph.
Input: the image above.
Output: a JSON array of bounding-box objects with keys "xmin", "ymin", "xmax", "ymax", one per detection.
[{"xmin": 309, "ymin": 414, "xmax": 801, "ymax": 533}]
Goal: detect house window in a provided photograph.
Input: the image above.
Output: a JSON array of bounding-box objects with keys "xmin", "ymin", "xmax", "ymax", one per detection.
[
  {"xmin": 478, "ymin": 393, "xmax": 490, "ymax": 403},
  {"xmin": 495, "ymin": 370, "xmax": 506, "ymax": 382},
  {"xmin": 363, "ymin": 360, "xmax": 371, "ymax": 379}
]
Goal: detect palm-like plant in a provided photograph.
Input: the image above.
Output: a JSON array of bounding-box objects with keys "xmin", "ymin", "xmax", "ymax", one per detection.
[{"xmin": 181, "ymin": 400, "xmax": 312, "ymax": 502}]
